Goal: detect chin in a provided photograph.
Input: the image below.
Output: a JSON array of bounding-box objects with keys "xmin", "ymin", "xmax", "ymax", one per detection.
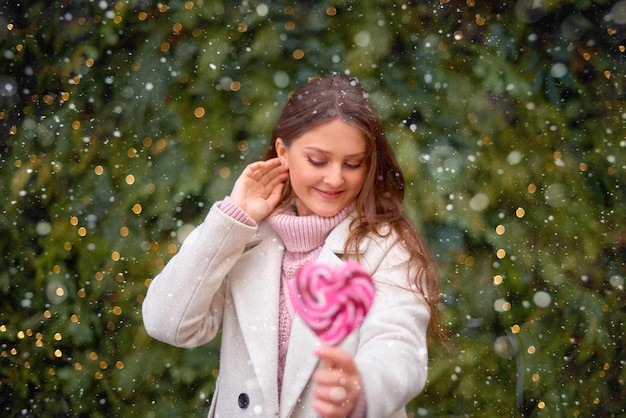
[
  {"xmin": 311, "ymin": 204, "xmax": 344, "ymax": 218},
  {"xmin": 315, "ymin": 211, "xmax": 340, "ymax": 218},
  {"xmin": 296, "ymin": 197, "xmax": 347, "ymax": 217}
]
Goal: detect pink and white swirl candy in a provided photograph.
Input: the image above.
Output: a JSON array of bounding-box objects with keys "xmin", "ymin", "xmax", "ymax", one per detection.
[{"xmin": 289, "ymin": 261, "xmax": 375, "ymax": 346}]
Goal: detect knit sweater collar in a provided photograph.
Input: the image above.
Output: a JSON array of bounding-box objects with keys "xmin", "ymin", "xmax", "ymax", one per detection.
[{"xmin": 268, "ymin": 203, "xmax": 354, "ymax": 253}]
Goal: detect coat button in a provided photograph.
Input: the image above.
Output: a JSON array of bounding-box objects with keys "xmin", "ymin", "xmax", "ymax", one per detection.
[{"xmin": 238, "ymin": 393, "xmax": 249, "ymax": 409}]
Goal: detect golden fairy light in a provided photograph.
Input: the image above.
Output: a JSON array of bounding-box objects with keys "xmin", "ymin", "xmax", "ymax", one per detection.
[{"xmin": 194, "ymin": 107, "xmax": 205, "ymax": 118}]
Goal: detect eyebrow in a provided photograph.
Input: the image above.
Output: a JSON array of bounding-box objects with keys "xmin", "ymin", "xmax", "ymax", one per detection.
[{"xmin": 303, "ymin": 146, "xmax": 366, "ymax": 158}]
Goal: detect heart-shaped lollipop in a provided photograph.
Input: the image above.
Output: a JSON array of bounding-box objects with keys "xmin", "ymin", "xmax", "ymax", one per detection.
[{"xmin": 289, "ymin": 261, "xmax": 375, "ymax": 346}]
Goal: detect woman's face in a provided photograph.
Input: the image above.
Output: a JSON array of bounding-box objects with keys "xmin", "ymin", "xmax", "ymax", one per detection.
[{"xmin": 276, "ymin": 118, "xmax": 367, "ymax": 217}]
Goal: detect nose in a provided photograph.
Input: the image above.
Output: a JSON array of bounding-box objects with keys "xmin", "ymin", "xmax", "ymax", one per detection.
[{"xmin": 323, "ymin": 164, "xmax": 344, "ymax": 188}]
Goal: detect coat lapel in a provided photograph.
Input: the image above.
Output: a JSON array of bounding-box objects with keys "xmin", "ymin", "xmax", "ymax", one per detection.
[
  {"xmin": 229, "ymin": 224, "xmax": 284, "ymax": 415},
  {"xmin": 323, "ymin": 212, "xmax": 368, "ymax": 258},
  {"xmin": 278, "ymin": 315, "xmax": 321, "ymax": 416}
]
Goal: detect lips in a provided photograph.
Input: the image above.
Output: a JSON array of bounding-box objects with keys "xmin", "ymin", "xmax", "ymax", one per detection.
[{"xmin": 315, "ymin": 188, "xmax": 344, "ymax": 199}]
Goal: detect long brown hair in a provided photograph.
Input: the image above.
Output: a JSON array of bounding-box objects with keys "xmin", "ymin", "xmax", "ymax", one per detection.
[{"xmin": 264, "ymin": 74, "xmax": 444, "ymax": 341}]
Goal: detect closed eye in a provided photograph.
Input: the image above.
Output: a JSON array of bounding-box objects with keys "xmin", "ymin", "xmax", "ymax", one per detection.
[
  {"xmin": 307, "ymin": 157, "xmax": 326, "ymax": 166},
  {"xmin": 307, "ymin": 157, "xmax": 364, "ymax": 169}
]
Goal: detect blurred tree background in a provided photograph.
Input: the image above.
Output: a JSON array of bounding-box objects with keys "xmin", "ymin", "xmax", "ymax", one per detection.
[{"xmin": 1, "ymin": 0, "xmax": 625, "ymax": 416}]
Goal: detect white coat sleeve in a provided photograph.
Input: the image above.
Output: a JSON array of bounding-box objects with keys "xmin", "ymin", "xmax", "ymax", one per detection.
[
  {"xmin": 355, "ymin": 241, "xmax": 431, "ymax": 418},
  {"xmin": 142, "ymin": 203, "xmax": 257, "ymax": 348}
]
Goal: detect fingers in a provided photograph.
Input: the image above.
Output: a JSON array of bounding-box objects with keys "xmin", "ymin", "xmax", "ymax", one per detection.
[
  {"xmin": 312, "ymin": 375, "xmax": 361, "ymax": 418},
  {"xmin": 265, "ymin": 180, "xmax": 286, "ymax": 211},
  {"xmin": 315, "ymin": 345, "xmax": 356, "ymax": 371},
  {"xmin": 245, "ymin": 158, "xmax": 288, "ymax": 185},
  {"xmin": 230, "ymin": 158, "xmax": 288, "ymax": 221},
  {"xmin": 312, "ymin": 345, "xmax": 363, "ymax": 418}
]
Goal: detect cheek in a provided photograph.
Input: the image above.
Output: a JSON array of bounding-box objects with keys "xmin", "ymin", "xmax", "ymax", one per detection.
[
  {"xmin": 289, "ymin": 167, "xmax": 316, "ymax": 189},
  {"xmin": 348, "ymin": 170, "xmax": 367, "ymax": 190}
]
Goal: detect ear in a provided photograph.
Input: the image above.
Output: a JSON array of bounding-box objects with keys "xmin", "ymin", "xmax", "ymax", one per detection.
[{"xmin": 275, "ymin": 138, "xmax": 289, "ymax": 168}]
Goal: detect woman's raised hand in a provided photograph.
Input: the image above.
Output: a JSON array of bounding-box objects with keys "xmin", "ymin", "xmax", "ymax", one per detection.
[{"xmin": 230, "ymin": 158, "xmax": 289, "ymax": 222}]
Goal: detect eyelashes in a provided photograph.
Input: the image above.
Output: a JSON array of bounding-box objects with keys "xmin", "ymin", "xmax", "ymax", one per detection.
[
  {"xmin": 344, "ymin": 162, "xmax": 363, "ymax": 169},
  {"xmin": 307, "ymin": 157, "xmax": 363, "ymax": 169},
  {"xmin": 307, "ymin": 157, "xmax": 325, "ymax": 166}
]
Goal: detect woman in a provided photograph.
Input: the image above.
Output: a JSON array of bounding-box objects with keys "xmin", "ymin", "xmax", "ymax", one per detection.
[{"xmin": 142, "ymin": 74, "xmax": 442, "ymax": 417}]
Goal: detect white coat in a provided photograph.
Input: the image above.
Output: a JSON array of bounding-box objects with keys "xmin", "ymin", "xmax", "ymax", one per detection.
[{"xmin": 142, "ymin": 203, "xmax": 431, "ymax": 418}]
